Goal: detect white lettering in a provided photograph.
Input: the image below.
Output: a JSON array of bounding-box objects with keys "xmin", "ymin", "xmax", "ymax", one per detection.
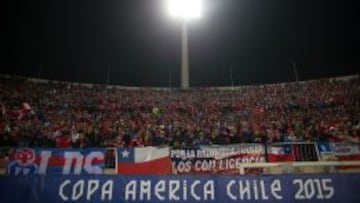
[
  {"xmin": 191, "ymin": 181, "xmax": 201, "ymax": 200},
  {"xmin": 58, "ymin": 179, "xmax": 113, "ymax": 201},
  {"xmin": 59, "ymin": 180, "xmax": 70, "ymax": 201},
  {"xmin": 63, "ymin": 152, "xmax": 84, "ymax": 174},
  {"xmin": 253, "ymin": 180, "xmax": 259, "ymax": 200},
  {"xmin": 240, "ymin": 180, "xmax": 251, "ymax": 200},
  {"xmin": 101, "ymin": 180, "xmax": 113, "ymax": 201},
  {"xmin": 194, "ymin": 160, "xmax": 202, "ymax": 171},
  {"xmin": 84, "ymin": 152, "xmax": 104, "ymax": 174},
  {"xmin": 175, "ymin": 161, "xmax": 191, "ymax": 173},
  {"xmin": 204, "ymin": 180, "xmax": 215, "ymax": 200},
  {"xmin": 314, "ymin": 179, "xmax": 324, "ymax": 199},
  {"xmin": 228, "ymin": 159, "xmax": 236, "ymax": 169},
  {"xmin": 322, "ymin": 179, "xmax": 334, "ymax": 199},
  {"xmin": 71, "ymin": 180, "xmax": 84, "ymax": 200},
  {"xmin": 140, "ymin": 181, "xmax": 151, "ymax": 201},
  {"xmin": 219, "ymin": 160, "xmax": 225, "ymax": 170},
  {"xmin": 294, "ymin": 179, "xmax": 305, "ymax": 199},
  {"xmin": 304, "ymin": 179, "xmax": 315, "ymax": 199},
  {"xmin": 227, "ymin": 180, "xmax": 237, "ymax": 200},
  {"xmin": 169, "ymin": 180, "xmax": 180, "ymax": 200},
  {"xmin": 125, "ymin": 180, "xmax": 136, "ymax": 201},
  {"xmin": 154, "ymin": 180, "xmax": 165, "ymax": 200},
  {"xmin": 271, "ymin": 180, "xmax": 282, "ymax": 199},
  {"xmin": 39, "ymin": 151, "xmax": 52, "ymax": 174},
  {"xmin": 123, "ymin": 179, "xmax": 216, "ymax": 201},
  {"xmin": 86, "ymin": 180, "xmax": 99, "ymax": 200},
  {"xmin": 260, "ymin": 180, "xmax": 269, "ymax": 200},
  {"xmin": 183, "ymin": 180, "xmax": 188, "ymax": 200}
]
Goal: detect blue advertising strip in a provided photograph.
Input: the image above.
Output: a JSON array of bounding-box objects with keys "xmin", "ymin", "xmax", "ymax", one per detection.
[{"xmin": 0, "ymin": 174, "xmax": 359, "ymax": 203}]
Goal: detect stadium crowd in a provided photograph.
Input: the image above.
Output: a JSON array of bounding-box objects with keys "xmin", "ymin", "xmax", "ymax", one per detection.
[{"xmin": 0, "ymin": 75, "xmax": 359, "ymax": 148}]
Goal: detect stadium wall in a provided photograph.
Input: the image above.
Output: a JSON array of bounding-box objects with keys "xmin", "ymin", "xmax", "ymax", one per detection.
[{"xmin": 0, "ymin": 73, "xmax": 358, "ymax": 90}]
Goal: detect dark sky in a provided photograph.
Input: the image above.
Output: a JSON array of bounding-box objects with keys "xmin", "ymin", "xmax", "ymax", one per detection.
[{"xmin": 2, "ymin": 0, "xmax": 359, "ymax": 87}]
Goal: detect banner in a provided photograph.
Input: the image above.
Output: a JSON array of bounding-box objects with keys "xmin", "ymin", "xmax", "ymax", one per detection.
[
  {"xmin": 171, "ymin": 144, "xmax": 265, "ymax": 174},
  {"xmin": 316, "ymin": 142, "xmax": 360, "ymax": 162},
  {"xmin": 7, "ymin": 148, "xmax": 106, "ymax": 175},
  {"xmin": 0, "ymin": 174, "xmax": 359, "ymax": 202},
  {"xmin": 330, "ymin": 143, "xmax": 360, "ymax": 161},
  {"xmin": 117, "ymin": 147, "xmax": 172, "ymax": 174},
  {"xmin": 330, "ymin": 143, "xmax": 360, "ymax": 169}
]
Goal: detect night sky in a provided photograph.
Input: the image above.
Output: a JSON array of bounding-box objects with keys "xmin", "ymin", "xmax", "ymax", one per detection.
[{"xmin": 2, "ymin": 0, "xmax": 359, "ymax": 87}]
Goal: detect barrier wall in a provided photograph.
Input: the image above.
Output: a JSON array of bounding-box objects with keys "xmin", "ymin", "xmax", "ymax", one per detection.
[
  {"xmin": 0, "ymin": 174, "xmax": 359, "ymax": 203},
  {"xmin": 0, "ymin": 143, "xmax": 359, "ymax": 175},
  {"xmin": 2, "ymin": 73, "xmax": 358, "ymax": 91}
]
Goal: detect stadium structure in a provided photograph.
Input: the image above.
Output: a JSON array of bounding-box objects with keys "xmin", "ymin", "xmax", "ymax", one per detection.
[
  {"xmin": 0, "ymin": 73, "xmax": 359, "ymax": 202},
  {"xmin": 1, "ymin": 0, "xmax": 359, "ymax": 202}
]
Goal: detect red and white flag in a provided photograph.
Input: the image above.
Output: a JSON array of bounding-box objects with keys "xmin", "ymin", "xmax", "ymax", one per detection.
[
  {"xmin": 267, "ymin": 145, "xmax": 295, "ymax": 162},
  {"xmin": 117, "ymin": 147, "xmax": 171, "ymax": 174}
]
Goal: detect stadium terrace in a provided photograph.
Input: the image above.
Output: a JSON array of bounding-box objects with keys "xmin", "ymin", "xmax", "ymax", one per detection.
[{"xmin": 0, "ymin": 74, "xmax": 359, "ymax": 148}]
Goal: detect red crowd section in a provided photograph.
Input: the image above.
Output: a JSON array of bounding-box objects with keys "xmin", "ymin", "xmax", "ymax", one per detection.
[{"xmin": 0, "ymin": 75, "xmax": 359, "ymax": 148}]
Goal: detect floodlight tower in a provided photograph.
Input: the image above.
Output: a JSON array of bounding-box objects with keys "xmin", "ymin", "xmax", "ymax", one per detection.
[{"xmin": 167, "ymin": 0, "xmax": 202, "ymax": 89}]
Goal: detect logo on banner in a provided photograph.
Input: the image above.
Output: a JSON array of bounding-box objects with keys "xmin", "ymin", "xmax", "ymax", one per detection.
[
  {"xmin": 8, "ymin": 148, "xmax": 39, "ymax": 175},
  {"xmin": 7, "ymin": 148, "xmax": 106, "ymax": 175}
]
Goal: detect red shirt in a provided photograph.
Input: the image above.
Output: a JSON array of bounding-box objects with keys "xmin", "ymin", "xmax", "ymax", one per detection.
[{"xmin": 55, "ymin": 135, "xmax": 71, "ymax": 148}]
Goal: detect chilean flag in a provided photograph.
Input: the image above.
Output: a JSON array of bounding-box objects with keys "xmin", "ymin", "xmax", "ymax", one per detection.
[
  {"xmin": 117, "ymin": 147, "xmax": 172, "ymax": 174},
  {"xmin": 267, "ymin": 145, "xmax": 295, "ymax": 162}
]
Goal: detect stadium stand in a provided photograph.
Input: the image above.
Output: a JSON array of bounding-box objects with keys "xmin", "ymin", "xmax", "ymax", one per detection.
[
  {"xmin": 0, "ymin": 74, "xmax": 359, "ymax": 148},
  {"xmin": 1, "ymin": 74, "xmax": 360, "ymax": 202}
]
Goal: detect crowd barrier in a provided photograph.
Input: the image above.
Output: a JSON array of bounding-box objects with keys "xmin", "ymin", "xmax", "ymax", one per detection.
[
  {"xmin": 0, "ymin": 142, "xmax": 359, "ymax": 175},
  {"xmin": 0, "ymin": 174, "xmax": 359, "ymax": 202}
]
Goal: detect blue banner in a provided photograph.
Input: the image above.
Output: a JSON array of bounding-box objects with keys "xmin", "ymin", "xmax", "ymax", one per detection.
[
  {"xmin": 6, "ymin": 148, "xmax": 106, "ymax": 175},
  {"xmin": 0, "ymin": 174, "xmax": 359, "ymax": 202}
]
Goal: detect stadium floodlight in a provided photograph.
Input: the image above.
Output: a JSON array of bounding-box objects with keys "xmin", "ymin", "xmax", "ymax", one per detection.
[
  {"xmin": 166, "ymin": 0, "xmax": 203, "ymax": 89},
  {"xmin": 167, "ymin": 0, "xmax": 202, "ymax": 20}
]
